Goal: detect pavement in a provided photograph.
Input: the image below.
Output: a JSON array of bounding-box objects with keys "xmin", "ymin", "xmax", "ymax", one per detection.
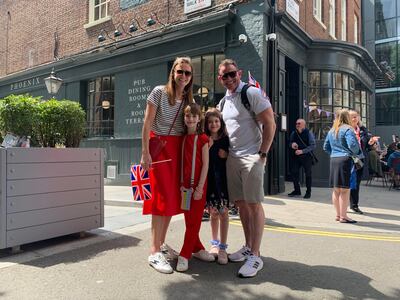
[{"xmin": 0, "ymin": 180, "xmax": 399, "ymax": 299}]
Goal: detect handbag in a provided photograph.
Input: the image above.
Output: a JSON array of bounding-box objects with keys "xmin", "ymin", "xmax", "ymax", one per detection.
[
  {"xmin": 148, "ymin": 100, "xmax": 183, "ymax": 160},
  {"xmin": 180, "ymin": 135, "xmax": 198, "ymax": 211},
  {"xmin": 352, "ymin": 156, "xmax": 364, "ymax": 170}
]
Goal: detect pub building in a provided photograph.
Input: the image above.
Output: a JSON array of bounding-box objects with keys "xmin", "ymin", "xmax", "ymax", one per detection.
[{"xmin": 0, "ymin": 0, "xmax": 379, "ymax": 193}]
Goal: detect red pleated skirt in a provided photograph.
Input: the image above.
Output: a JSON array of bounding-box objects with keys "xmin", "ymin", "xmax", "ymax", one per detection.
[{"xmin": 143, "ymin": 133, "xmax": 184, "ymax": 216}]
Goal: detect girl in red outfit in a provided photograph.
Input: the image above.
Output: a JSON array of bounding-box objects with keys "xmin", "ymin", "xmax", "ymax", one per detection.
[{"xmin": 177, "ymin": 103, "xmax": 215, "ymax": 272}]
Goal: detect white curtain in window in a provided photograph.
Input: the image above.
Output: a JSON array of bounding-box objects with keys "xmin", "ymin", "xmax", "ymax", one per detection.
[
  {"xmin": 329, "ymin": 0, "xmax": 336, "ymax": 37},
  {"xmin": 341, "ymin": 0, "xmax": 347, "ymax": 40}
]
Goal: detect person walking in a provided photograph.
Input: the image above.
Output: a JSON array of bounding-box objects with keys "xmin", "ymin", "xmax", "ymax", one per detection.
[
  {"xmin": 323, "ymin": 109, "xmax": 361, "ymax": 224},
  {"xmin": 217, "ymin": 59, "xmax": 276, "ymax": 277},
  {"xmin": 176, "ymin": 103, "xmax": 215, "ymax": 272},
  {"xmin": 204, "ymin": 108, "xmax": 230, "ymax": 265},
  {"xmin": 141, "ymin": 57, "xmax": 193, "ymax": 274},
  {"xmin": 287, "ymin": 119, "xmax": 316, "ymax": 199}
]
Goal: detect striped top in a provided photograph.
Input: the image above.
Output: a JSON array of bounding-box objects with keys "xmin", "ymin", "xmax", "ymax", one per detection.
[{"xmin": 149, "ymin": 85, "xmax": 185, "ymax": 136}]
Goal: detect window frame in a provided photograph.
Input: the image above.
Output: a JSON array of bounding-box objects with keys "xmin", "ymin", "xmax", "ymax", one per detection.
[
  {"xmin": 354, "ymin": 14, "xmax": 359, "ymax": 44},
  {"xmin": 341, "ymin": 0, "xmax": 347, "ymax": 40},
  {"xmin": 84, "ymin": 0, "xmax": 112, "ymax": 29},
  {"xmin": 313, "ymin": 0, "xmax": 323, "ymax": 22},
  {"xmin": 329, "ymin": 0, "xmax": 336, "ymax": 38}
]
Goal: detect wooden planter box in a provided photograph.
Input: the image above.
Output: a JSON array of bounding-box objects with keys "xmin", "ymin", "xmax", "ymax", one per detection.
[{"xmin": 0, "ymin": 148, "xmax": 104, "ymax": 250}]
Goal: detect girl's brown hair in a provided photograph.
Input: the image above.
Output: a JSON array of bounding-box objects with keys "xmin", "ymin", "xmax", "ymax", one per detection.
[
  {"xmin": 165, "ymin": 57, "xmax": 194, "ymax": 106},
  {"xmin": 183, "ymin": 103, "xmax": 203, "ymax": 134},
  {"xmin": 204, "ymin": 108, "xmax": 227, "ymax": 139},
  {"xmin": 332, "ymin": 109, "xmax": 352, "ymax": 137}
]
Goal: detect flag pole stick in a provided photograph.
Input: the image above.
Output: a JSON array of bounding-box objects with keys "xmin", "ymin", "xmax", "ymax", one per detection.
[{"xmin": 151, "ymin": 159, "xmax": 172, "ymax": 165}]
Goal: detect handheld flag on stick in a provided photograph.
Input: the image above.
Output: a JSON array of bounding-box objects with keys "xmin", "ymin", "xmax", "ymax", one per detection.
[
  {"xmin": 248, "ymin": 71, "xmax": 267, "ymax": 97},
  {"xmin": 131, "ymin": 164, "xmax": 152, "ymax": 201}
]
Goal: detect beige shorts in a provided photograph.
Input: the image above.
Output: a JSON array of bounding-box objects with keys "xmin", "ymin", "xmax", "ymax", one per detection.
[{"xmin": 226, "ymin": 154, "xmax": 265, "ymax": 203}]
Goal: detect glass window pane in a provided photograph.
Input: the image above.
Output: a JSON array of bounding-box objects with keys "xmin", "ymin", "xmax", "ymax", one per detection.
[
  {"xmin": 349, "ymin": 77, "xmax": 355, "ymax": 90},
  {"xmin": 333, "ymin": 73, "xmax": 342, "ymax": 88},
  {"xmin": 309, "ymin": 88, "xmax": 320, "ymax": 105},
  {"xmin": 95, "ymin": 0, "xmax": 100, "ymax": 6},
  {"xmin": 343, "ymin": 91, "xmax": 349, "ymax": 107},
  {"xmin": 94, "ymin": 7, "xmax": 99, "ymax": 21},
  {"xmin": 333, "ymin": 89, "xmax": 342, "ymax": 106},
  {"xmin": 321, "ymin": 72, "xmax": 332, "ymax": 88},
  {"xmin": 320, "ymin": 89, "xmax": 332, "ymax": 105},
  {"xmin": 375, "ymin": 42, "xmax": 397, "ymax": 87},
  {"xmin": 375, "ymin": 18, "xmax": 397, "ymax": 39},
  {"xmin": 354, "ymin": 102, "xmax": 361, "ymax": 113},
  {"xmin": 100, "ymin": 4, "xmax": 106, "ymax": 18},
  {"xmin": 309, "ymin": 71, "xmax": 320, "ymax": 86},
  {"xmin": 361, "ymin": 91, "xmax": 367, "ymax": 104},
  {"xmin": 375, "ymin": 0, "xmax": 396, "ymax": 20},
  {"xmin": 343, "ymin": 74, "xmax": 349, "ymax": 90}
]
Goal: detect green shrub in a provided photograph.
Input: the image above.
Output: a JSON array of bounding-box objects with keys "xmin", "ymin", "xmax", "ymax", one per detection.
[{"xmin": 0, "ymin": 94, "xmax": 86, "ymax": 148}]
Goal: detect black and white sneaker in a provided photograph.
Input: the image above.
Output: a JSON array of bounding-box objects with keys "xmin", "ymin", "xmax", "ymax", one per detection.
[
  {"xmin": 228, "ymin": 245, "xmax": 251, "ymax": 262},
  {"xmin": 238, "ymin": 255, "xmax": 264, "ymax": 278},
  {"xmin": 148, "ymin": 252, "xmax": 173, "ymax": 274}
]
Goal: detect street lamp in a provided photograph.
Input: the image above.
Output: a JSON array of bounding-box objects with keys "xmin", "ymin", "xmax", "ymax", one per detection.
[{"xmin": 44, "ymin": 68, "xmax": 63, "ymax": 95}]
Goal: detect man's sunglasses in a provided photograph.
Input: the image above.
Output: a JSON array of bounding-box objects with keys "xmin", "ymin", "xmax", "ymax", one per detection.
[
  {"xmin": 176, "ymin": 69, "xmax": 192, "ymax": 76},
  {"xmin": 220, "ymin": 71, "xmax": 237, "ymax": 80}
]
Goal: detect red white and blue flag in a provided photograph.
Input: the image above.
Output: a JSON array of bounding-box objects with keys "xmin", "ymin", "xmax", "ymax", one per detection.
[
  {"xmin": 131, "ymin": 164, "xmax": 152, "ymax": 201},
  {"xmin": 248, "ymin": 71, "xmax": 267, "ymax": 97}
]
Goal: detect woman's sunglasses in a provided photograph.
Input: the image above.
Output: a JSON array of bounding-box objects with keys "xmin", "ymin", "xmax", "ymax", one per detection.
[
  {"xmin": 221, "ymin": 71, "xmax": 237, "ymax": 80},
  {"xmin": 175, "ymin": 69, "xmax": 192, "ymax": 76}
]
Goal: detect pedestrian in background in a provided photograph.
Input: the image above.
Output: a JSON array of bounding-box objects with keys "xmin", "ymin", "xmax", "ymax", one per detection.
[
  {"xmin": 288, "ymin": 119, "xmax": 316, "ymax": 199},
  {"xmin": 141, "ymin": 57, "xmax": 193, "ymax": 274},
  {"xmin": 323, "ymin": 109, "xmax": 361, "ymax": 224}
]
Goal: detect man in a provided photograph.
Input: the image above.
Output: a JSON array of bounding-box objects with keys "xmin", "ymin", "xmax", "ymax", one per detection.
[
  {"xmin": 288, "ymin": 119, "xmax": 316, "ymax": 199},
  {"xmin": 387, "ymin": 142, "xmax": 400, "ymax": 188},
  {"xmin": 217, "ymin": 59, "xmax": 276, "ymax": 278}
]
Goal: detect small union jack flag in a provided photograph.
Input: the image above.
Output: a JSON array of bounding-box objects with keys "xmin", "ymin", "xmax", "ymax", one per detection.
[
  {"xmin": 248, "ymin": 71, "xmax": 267, "ymax": 97},
  {"xmin": 131, "ymin": 164, "xmax": 152, "ymax": 201}
]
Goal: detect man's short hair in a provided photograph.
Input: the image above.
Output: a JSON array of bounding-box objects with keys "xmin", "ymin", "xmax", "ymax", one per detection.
[{"xmin": 218, "ymin": 59, "xmax": 238, "ymax": 72}]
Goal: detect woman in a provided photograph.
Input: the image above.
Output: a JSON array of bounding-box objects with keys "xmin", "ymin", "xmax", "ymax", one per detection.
[
  {"xmin": 141, "ymin": 57, "xmax": 194, "ymax": 273},
  {"xmin": 323, "ymin": 109, "xmax": 361, "ymax": 224}
]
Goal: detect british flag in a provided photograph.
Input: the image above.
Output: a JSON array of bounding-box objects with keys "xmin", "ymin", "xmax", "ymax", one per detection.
[
  {"xmin": 248, "ymin": 71, "xmax": 267, "ymax": 97},
  {"xmin": 131, "ymin": 164, "xmax": 152, "ymax": 201}
]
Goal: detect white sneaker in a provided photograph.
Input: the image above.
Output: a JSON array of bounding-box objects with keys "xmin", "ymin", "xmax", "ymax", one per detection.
[
  {"xmin": 176, "ymin": 256, "xmax": 189, "ymax": 272},
  {"xmin": 192, "ymin": 249, "xmax": 216, "ymax": 262},
  {"xmin": 148, "ymin": 252, "xmax": 173, "ymax": 274},
  {"xmin": 161, "ymin": 243, "xmax": 179, "ymax": 260},
  {"xmin": 237, "ymin": 255, "xmax": 263, "ymax": 278},
  {"xmin": 228, "ymin": 245, "xmax": 251, "ymax": 262}
]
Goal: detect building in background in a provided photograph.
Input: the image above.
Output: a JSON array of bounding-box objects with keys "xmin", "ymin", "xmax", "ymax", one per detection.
[
  {"xmin": 363, "ymin": 0, "xmax": 400, "ymax": 145},
  {"xmin": 0, "ymin": 0, "xmax": 379, "ymax": 190}
]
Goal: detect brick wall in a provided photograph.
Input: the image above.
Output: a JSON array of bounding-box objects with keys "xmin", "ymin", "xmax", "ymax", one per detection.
[
  {"xmin": 0, "ymin": 0, "xmax": 231, "ymax": 78},
  {"xmin": 278, "ymin": 0, "xmax": 362, "ymax": 43}
]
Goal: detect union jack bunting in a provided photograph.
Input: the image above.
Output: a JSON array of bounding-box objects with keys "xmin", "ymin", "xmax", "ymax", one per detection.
[
  {"xmin": 248, "ymin": 71, "xmax": 267, "ymax": 97},
  {"xmin": 131, "ymin": 164, "xmax": 152, "ymax": 201}
]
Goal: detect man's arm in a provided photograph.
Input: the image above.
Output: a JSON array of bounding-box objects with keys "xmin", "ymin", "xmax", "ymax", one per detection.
[
  {"xmin": 257, "ymin": 107, "xmax": 276, "ymax": 154},
  {"xmin": 301, "ymin": 131, "xmax": 316, "ymax": 154}
]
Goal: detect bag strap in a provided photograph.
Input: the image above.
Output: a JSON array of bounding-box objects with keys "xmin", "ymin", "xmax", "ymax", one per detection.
[
  {"xmin": 167, "ymin": 100, "xmax": 184, "ymax": 136},
  {"xmin": 181, "ymin": 135, "xmax": 198, "ymax": 188},
  {"xmin": 295, "ymin": 130, "xmax": 317, "ymax": 159}
]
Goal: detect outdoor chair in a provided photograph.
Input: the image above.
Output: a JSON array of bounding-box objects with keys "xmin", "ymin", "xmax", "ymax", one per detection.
[
  {"xmin": 388, "ymin": 158, "xmax": 400, "ymax": 190},
  {"xmin": 366, "ymin": 168, "xmax": 388, "ymax": 187}
]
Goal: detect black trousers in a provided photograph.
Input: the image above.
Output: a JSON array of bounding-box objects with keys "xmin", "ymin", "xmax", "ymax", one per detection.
[
  {"xmin": 350, "ymin": 165, "xmax": 364, "ymax": 209},
  {"xmin": 291, "ymin": 154, "xmax": 313, "ymax": 193}
]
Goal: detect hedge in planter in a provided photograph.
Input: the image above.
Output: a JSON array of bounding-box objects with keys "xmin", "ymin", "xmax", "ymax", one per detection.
[{"xmin": 0, "ymin": 94, "xmax": 86, "ymax": 147}]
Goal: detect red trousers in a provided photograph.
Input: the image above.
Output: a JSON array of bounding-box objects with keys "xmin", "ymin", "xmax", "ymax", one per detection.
[{"xmin": 179, "ymin": 195, "xmax": 206, "ymax": 259}]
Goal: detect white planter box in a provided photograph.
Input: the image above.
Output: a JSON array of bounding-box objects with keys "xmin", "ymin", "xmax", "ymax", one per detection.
[{"xmin": 0, "ymin": 148, "xmax": 104, "ymax": 250}]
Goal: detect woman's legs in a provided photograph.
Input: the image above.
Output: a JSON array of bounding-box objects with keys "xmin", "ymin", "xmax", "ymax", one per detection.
[
  {"xmin": 332, "ymin": 188, "xmax": 340, "ymax": 218},
  {"xmin": 210, "ymin": 207, "xmax": 220, "ymax": 241},
  {"xmin": 219, "ymin": 208, "xmax": 229, "ymax": 246},
  {"xmin": 151, "ymin": 215, "xmax": 172, "ymax": 254},
  {"xmin": 339, "ymin": 188, "xmax": 351, "ymax": 220}
]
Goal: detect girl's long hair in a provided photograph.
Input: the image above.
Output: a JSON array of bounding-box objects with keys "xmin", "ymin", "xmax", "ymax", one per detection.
[
  {"xmin": 183, "ymin": 103, "xmax": 203, "ymax": 134},
  {"xmin": 204, "ymin": 108, "xmax": 227, "ymax": 139},
  {"xmin": 332, "ymin": 109, "xmax": 352, "ymax": 137},
  {"xmin": 165, "ymin": 57, "xmax": 193, "ymax": 106}
]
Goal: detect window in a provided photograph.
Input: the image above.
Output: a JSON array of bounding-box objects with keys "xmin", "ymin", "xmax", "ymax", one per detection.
[
  {"xmin": 375, "ymin": 41, "xmax": 398, "ymax": 88},
  {"xmin": 376, "ymin": 92, "xmax": 400, "ymax": 125},
  {"xmin": 375, "ymin": 0, "xmax": 398, "ymax": 40},
  {"xmin": 190, "ymin": 53, "xmax": 225, "ymax": 110},
  {"xmin": 329, "ymin": 0, "xmax": 336, "ymax": 37},
  {"xmin": 86, "ymin": 75, "xmax": 115, "ymax": 137},
  {"xmin": 354, "ymin": 14, "xmax": 359, "ymax": 43},
  {"xmin": 313, "ymin": 0, "xmax": 323, "ymax": 22},
  {"xmin": 341, "ymin": 0, "xmax": 347, "ymax": 40},
  {"xmin": 84, "ymin": 0, "xmax": 111, "ymax": 28},
  {"xmin": 307, "ymin": 71, "xmax": 370, "ymax": 139}
]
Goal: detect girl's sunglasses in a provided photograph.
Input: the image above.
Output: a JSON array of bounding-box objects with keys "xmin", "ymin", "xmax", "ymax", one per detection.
[
  {"xmin": 221, "ymin": 71, "xmax": 237, "ymax": 80},
  {"xmin": 176, "ymin": 69, "xmax": 192, "ymax": 76}
]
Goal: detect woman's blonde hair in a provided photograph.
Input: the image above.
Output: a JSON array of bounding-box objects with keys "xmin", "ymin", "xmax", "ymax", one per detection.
[
  {"xmin": 332, "ymin": 109, "xmax": 352, "ymax": 137},
  {"xmin": 183, "ymin": 103, "xmax": 203, "ymax": 134},
  {"xmin": 165, "ymin": 57, "xmax": 194, "ymax": 106}
]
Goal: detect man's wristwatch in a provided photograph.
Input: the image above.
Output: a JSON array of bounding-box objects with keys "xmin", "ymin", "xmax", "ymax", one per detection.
[{"xmin": 258, "ymin": 151, "xmax": 267, "ymax": 158}]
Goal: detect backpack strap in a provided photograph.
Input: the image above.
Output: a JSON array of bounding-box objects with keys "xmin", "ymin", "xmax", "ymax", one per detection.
[{"xmin": 240, "ymin": 84, "xmax": 252, "ymax": 111}]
